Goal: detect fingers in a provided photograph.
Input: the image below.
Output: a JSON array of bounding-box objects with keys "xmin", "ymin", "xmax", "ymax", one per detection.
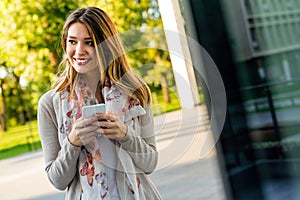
[
  {"xmin": 76, "ymin": 127, "xmax": 102, "ymax": 146},
  {"xmin": 95, "ymin": 112, "xmax": 116, "ymax": 122},
  {"xmin": 97, "ymin": 120, "xmax": 116, "ymax": 129},
  {"xmin": 75, "ymin": 116, "xmax": 98, "ymax": 129},
  {"xmin": 71, "ymin": 117, "xmax": 100, "ymax": 143},
  {"xmin": 73, "ymin": 113, "xmax": 126, "ymax": 142},
  {"xmin": 96, "ymin": 115, "xmax": 127, "ymax": 140}
]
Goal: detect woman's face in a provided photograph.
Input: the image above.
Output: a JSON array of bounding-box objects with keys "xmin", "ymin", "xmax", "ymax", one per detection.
[{"xmin": 66, "ymin": 22, "xmax": 99, "ymax": 74}]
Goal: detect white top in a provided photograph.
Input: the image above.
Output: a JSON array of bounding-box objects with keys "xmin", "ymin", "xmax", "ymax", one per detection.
[{"xmin": 98, "ymin": 137, "xmax": 120, "ymax": 200}]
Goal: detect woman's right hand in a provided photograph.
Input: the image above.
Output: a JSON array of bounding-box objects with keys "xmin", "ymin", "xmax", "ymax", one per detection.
[{"xmin": 67, "ymin": 116, "xmax": 102, "ymax": 147}]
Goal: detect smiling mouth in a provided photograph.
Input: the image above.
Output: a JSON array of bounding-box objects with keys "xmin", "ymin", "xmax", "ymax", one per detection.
[{"xmin": 74, "ymin": 58, "xmax": 91, "ymax": 65}]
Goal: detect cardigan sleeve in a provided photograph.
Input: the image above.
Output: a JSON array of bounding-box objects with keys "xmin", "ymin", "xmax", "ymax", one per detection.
[
  {"xmin": 38, "ymin": 91, "xmax": 81, "ymax": 190},
  {"xmin": 119, "ymin": 105, "xmax": 158, "ymax": 174}
]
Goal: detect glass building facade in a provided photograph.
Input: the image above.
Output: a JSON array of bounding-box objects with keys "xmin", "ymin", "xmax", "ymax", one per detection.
[{"xmin": 181, "ymin": 0, "xmax": 300, "ymax": 199}]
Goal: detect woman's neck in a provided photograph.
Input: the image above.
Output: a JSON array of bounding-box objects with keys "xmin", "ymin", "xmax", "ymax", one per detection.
[{"xmin": 82, "ymin": 69, "xmax": 101, "ymax": 93}]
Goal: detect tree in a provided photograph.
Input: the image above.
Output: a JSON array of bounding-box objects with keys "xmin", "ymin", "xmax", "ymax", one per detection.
[{"xmin": 0, "ymin": 0, "xmax": 79, "ymax": 128}]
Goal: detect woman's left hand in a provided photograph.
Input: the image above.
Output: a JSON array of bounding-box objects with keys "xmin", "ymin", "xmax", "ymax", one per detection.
[{"xmin": 95, "ymin": 112, "xmax": 128, "ymax": 141}]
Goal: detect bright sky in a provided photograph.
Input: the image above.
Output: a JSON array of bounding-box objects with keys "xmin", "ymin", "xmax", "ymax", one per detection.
[{"xmin": 0, "ymin": 68, "xmax": 7, "ymax": 79}]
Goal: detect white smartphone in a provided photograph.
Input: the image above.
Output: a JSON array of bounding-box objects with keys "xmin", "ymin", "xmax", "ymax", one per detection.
[{"xmin": 82, "ymin": 104, "xmax": 106, "ymax": 118}]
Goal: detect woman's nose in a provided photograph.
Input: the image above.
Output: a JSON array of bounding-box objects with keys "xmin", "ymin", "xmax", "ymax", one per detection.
[{"xmin": 76, "ymin": 42, "xmax": 85, "ymax": 54}]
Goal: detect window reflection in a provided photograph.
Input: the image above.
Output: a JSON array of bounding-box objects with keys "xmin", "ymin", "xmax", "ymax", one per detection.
[
  {"xmin": 220, "ymin": 0, "xmax": 300, "ymax": 199},
  {"xmin": 184, "ymin": 0, "xmax": 300, "ymax": 199}
]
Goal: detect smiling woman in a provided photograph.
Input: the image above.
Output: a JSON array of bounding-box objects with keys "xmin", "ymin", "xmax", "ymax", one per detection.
[
  {"xmin": 66, "ymin": 22, "xmax": 98, "ymax": 76},
  {"xmin": 37, "ymin": 7, "xmax": 161, "ymax": 200}
]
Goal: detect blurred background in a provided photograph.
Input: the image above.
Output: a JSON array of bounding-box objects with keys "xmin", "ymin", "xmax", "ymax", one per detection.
[
  {"xmin": 2, "ymin": 0, "xmax": 300, "ymax": 199},
  {"xmin": 0, "ymin": 0, "xmax": 189, "ymax": 158}
]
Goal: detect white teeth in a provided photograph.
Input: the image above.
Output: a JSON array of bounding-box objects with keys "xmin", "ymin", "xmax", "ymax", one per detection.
[{"xmin": 75, "ymin": 58, "xmax": 89, "ymax": 65}]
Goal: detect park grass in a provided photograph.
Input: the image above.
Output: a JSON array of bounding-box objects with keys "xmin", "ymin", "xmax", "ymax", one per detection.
[
  {"xmin": 0, "ymin": 141, "xmax": 42, "ymax": 160},
  {"xmin": 151, "ymin": 89, "xmax": 181, "ymax": 115},
  {"xmin": 0, "ymin": 121, "xmax": 41, "ymax": 160}
]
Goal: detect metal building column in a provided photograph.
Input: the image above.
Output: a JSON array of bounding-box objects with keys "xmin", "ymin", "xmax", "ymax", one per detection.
[{"xmin": 158, "ymin": 0, "xmax": 200, "ymax": 108}]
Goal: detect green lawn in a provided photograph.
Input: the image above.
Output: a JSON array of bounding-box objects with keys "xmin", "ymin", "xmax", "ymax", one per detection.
[
  {"xmin": 0, "ymin": 121, "xmax": 41, "ymax": 160},
  {"xmin": 151, "ymin": 89, "xmax": 181, "ymax": 115},
  {"xmin": 0, "ymin": 141, "xmax": 42, "ymax": 160}
]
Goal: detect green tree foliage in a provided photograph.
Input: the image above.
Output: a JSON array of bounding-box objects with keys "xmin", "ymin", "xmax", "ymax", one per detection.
[{"xmin": 0, "ymin": 0, "xmax": 79, "ymax": 129}]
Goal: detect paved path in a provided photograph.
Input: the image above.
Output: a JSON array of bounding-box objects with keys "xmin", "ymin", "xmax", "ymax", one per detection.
[{"xmin": 0, "ymin": 105, "xmax": 226, "ymax": 200}]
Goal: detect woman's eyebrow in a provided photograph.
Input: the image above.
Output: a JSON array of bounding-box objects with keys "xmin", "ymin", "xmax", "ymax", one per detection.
[{"xmin": 68, "ymin": 36, "xmax": 93, "ymax": 40}]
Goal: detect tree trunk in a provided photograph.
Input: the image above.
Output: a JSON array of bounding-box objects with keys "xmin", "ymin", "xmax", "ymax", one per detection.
[
  {"xmin": 161, "ymin": 72, "xmax": 170, "ymax": 104},
  {"xmin": 0, "ymin": 80, "xmax": 7, "ymax": 131},
  {"xmin": 155, "ymin": 55, "xmax": 171, "ymax": 104},
  {"xmin": 12, "ymin": 72, "xmax": 26, "ymax": 125}
]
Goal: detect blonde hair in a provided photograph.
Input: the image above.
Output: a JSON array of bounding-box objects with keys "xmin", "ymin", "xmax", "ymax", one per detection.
[{"xmin": 53, "ymin": 7, "xmax": 151, "ymax": 107}]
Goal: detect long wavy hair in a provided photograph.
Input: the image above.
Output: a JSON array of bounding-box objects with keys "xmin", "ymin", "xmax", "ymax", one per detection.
[{"xmin": 53, "ymin": 7, "xmax": 151, "ymax": 107}]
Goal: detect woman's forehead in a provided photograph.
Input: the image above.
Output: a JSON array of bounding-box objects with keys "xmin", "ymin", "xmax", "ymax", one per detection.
[{"xmin": 67, "ymin": 22, "xmax": 92, "ymax": 39}]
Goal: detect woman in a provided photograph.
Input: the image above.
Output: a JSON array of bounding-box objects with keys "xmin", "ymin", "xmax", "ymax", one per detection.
[{"xmin": 38, "ymin": 7, "xmax": 161, "ymax": 200}]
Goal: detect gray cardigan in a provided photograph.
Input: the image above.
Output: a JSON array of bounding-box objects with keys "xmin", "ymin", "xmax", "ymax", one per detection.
[{"xmin": 38, "ymin": 90, "xmax": 161, "ymax": 200}]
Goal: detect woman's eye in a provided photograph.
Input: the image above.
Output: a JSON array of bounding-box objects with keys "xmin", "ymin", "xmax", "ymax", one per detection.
[
  {"xmin": 68, "ymin": 40, "xmax": 76, "ymax": 45},
  {"xmin": 86, "ymin": 41, "xmax": 94, "ymax": 46}
]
